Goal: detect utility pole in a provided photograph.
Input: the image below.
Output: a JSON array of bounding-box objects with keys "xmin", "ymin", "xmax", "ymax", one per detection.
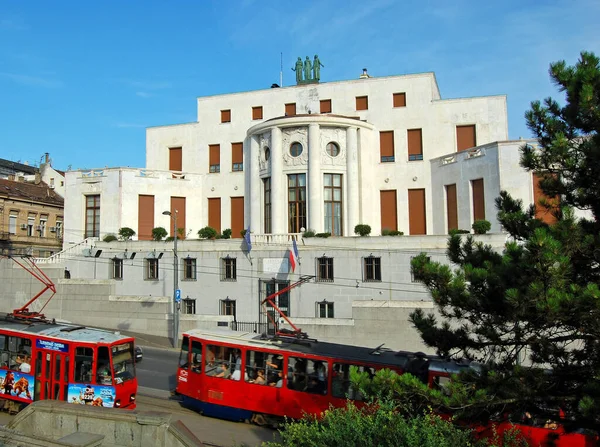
[{"xmin": 163, "ymin": 210, "xmax": 179, "ymax": 347}]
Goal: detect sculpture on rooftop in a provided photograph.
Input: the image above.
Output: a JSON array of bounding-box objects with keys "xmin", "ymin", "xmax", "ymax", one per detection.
[{"xmin": 292, "ymin": 55, "xmax": 323, "ymax": 85}]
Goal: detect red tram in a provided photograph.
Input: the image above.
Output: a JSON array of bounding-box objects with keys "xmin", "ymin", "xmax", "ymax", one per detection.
[
  {"xmin": 176, "ymin": 329, "xmax": 596, "ymax": 447},
  {"xmin": 0, "ymin": 255, "xmax": 138, "ymax": 411}
]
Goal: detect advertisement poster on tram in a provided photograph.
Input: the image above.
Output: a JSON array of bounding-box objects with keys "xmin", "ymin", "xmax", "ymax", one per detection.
[
  {"xmin": 0, "ymin": 370, "xmax": 34, "ymax": 403},
  {"xmin": 67, "ymin": 384, "xmax": 116, "ymax": 408}
]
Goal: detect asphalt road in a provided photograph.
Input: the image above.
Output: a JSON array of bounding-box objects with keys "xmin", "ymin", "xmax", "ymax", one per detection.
[{"xmin": 136, "ymin": 346, "xmax": 179, "ymax": 392}]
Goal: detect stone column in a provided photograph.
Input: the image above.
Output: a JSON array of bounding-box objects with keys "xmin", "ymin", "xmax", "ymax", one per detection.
[
  {"xmin": 271, "ymin": 127, "xmax": 284, "ymax": 234},
  {"xmin": 346, "ymin": 126, "xmax": 359, "ymax": 234},
  {"xmin": 308, "ymin": 123, "xmax": 322, "ymax": 233},
  {"xmin": 249, "ymin": 135, "xmax": 261, "ymax": 233}
]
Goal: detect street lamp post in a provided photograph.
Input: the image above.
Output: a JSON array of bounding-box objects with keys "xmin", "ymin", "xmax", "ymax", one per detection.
[{"xmin": 162, "ymin": 210, "xmax": 179, "ymax": 348}]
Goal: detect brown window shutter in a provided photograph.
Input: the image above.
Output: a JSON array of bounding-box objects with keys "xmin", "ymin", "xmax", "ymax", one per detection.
[
  {"xmin": 320, "ymin": 99, "xmax": 332, "ymax": 113},
  {"xmin": 138, "ymin": 195, "xmax": 155, "ymax": 241},
  {"xmin": 169, "ymin": 147, "xmax": 182, "ymax": 171},
  {"xmin": 393, "ymin": 93, "xmax": 406, "ymax": 107},
  {"xmin": 408, "ymin": 189, "xmax": 427, "ymax": 235},
  {"xmin": 170, "ymin": 197, "xmax": 186, "ymax": 238},
  {"xmin": 380, "ymin": 190, "xmax": 398, "ymax": 232},
  {"xmin": 407, "ymin": 129, "xmax": 423, "ymax": 156},
  {"xmin": 221, "ymin": 109, "xmax": 231, "ymax": 123},
  {"xmin": 533, "ymin": 173, "xmax": 559, "ymax": 224},
  {"xmin": 252, "ymin": 106, "xmax": 263, "ymax": 120},
  {"xmin": 209, "ymin": 144, "xmax": 220, "ymax": 166},
  {"xmin": 472, "ymin": 179, "xmax": 485, "ymax": 221},
  {"xmin": 208, "ymin": 198, "xmax": 221, "ymax": 232},
  {"xmin": 445, "ymin": 184, "xmax": 458, "ymax": 231},
  {"xmin": 285, "ymin": 103, "xmax": 296, "ymax": 116},
  {"xmin": 230, "ymin": 197, "xmax": 244, "ymax": 239},
  {"xmin": 232, "ymin": 143, "xmax": 243, "ymax": 165},
  {"xmin": 356, "ymin": 96, "xmax": 368, "ymax": 111},
  {"xmin": 380, "ymin": 131, "xmax": 394, "ymax": 158},
  {"xmin": 457, "ymin": 125, "xmax": 476, "ymax": 151}
]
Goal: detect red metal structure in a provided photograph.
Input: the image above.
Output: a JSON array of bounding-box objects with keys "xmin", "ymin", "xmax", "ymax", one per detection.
[
  {"xmin": 175, "ymin": 277, "xmax": 597, "ymax": 446},
  {"xmin": 0, "ymin": 255, "xmax": 138, "ymax": 411}
]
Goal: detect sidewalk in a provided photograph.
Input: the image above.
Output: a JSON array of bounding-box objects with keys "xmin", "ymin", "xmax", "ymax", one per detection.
[{"xmin": 112, "ymin": 329, "xmax": 180, "ymax": 351}]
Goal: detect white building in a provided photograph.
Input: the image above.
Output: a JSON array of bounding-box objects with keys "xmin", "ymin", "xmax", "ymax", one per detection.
[{"xmin": 48, "ymin": 69, "xmax": 558, "ymax": 349}]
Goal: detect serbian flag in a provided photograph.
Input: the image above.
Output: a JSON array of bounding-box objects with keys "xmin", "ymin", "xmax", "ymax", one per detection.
[{"xmin": 289, "ymin": 249, "xmax": 296, "ymax": 273}]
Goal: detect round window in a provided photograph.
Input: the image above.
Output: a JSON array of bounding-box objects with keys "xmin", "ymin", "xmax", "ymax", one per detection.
[
  {"xmin": 264, "ymin": 147, "xmax": 270, "ymax": 161},
  {"xmin": 326, "ymin": 142, "xmax": 340, "ymax": 157},
  {"xmin": 290, "ymin": 142, "xmax": 303, "ymax": 157}
]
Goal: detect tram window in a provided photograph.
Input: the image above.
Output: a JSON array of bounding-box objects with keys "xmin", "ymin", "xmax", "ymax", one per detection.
[
  {"xmin": 245, "ymin": 350, "xmax": 273, "ymax": 385},
  {"xmin": 332, "ymin": 363, "xmax": 378, "ymax": 400},
  {"xmin": 97, "ymin": 346, "xmax": 112, "ymax": 385},
  {"xmin": 433, "ymin": 375, "xmax": 451, "ymax": 393},
  {"xmin": 179, "ymin": 336, "xmax": 190, "ymax": 369},
  {"xmin": 74, "ymin": 347, "xmax": 94, "ymax": 383},
  {"xmin": 205, "ymin": 344, "xmax": 236, "ymax": 379},
  {"xmin": 288, "ymin": 357, "xmax": 327, "ymax": 395},
  {"xmin": 8, "ymin": 337, "xmax": 31, "ymax": 371},
  {"xmin": 112, "ymin": 343, "xmax": 135, "ymax": 383},
  {"xmin": 191, "ymin": 340, "xmax": 202, "ymax": 374}
]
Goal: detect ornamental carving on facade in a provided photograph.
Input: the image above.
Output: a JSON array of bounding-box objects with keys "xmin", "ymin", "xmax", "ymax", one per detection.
[
  {"xmin": 282, "ymin": 127, "xmax": 308, "ymax": 167},
  {"xmin": 320, "ymin": 127, "xmax": 347, "ymax": 166},
  {"xmin": 258, "ymin": 132, "xmax": 272, "ymax": 172}
]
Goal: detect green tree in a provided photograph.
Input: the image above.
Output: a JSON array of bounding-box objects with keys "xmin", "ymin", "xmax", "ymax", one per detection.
[
  {"xmin": 118, "ymin": 227, "xmax": 136, "ymax": 240},
  {"xmin": 152, "ymin": 227, "xmax": 168, "ymax": 241},
  {"xmin": 409, "ymin": 52, "xmax": 600, "ymax": 429}
]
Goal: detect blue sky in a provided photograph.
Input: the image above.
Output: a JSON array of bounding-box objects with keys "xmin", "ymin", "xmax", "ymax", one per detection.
[{"xmin": 1, "ymin": 0, "xmax": 598, "ymax": 171}]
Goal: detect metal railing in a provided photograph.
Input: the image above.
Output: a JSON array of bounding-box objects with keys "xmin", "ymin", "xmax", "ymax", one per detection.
[{"xmin": 230, "ymin": 321, "xmax": 277, "ymax": 336}]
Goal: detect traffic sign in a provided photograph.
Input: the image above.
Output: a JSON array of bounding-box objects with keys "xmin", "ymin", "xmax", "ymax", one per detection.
[{"xmin": 175, "ymin": 289, "xmax": 181, "ymax": 303}]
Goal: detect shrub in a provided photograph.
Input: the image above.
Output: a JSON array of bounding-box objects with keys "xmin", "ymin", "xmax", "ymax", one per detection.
[
  {"xmin": 449, "ymin": 228, "xmax": 470, "ymax": 236},
  {"xmin": 102, "ymin": 234, "xmax": 118, "ymax": 242},
  {"xmin": 302, "ymin": 229, "xmax": 316, "ymax": 238},
  {"xmin": 382, "ymin": 229, "xmax": 404, "ymax": 236},
  {"xmin": 315, "ymin": 232, "xmax": 331, "ymax": 238},
  {"xmin": 240, "ymin": 229, "xmax": 247, "ymax": 237},
  {"xmin": 221, "ymin": 228, "xmax": 232, "ymax": 239},
  {"xmin": 354, "ymin": 224, "xmax": 371, "ymax": 237},
  {"xmin": 198, "ymin": 226, "xmax": 218, "ymax": 239},
  {"xmin": 177, "ymin": 227, "xmax": 185, "ymax": 239},
  {"xmin": 118, "ymin": 227, "xmax": 136, "ymax": 240},
  {"xmin": 472, "ymin": 219, "xmax": 491, "ymax": 235},
  {"xmin": 152, "ymin": 227, "xmax": 168, "ymax": 241},
  {"xmin": 165, "ymin": 236, "xmax": 175, "ymax": 242}
]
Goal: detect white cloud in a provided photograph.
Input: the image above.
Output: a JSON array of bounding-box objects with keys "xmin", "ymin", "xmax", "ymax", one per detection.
[
  {"xmin": 0, "ymin": 72, "xmax": 62, "ymax": 88},
  {"xmin": 136, "ymin": 91, "xmax": 152, "ymax": 98}
]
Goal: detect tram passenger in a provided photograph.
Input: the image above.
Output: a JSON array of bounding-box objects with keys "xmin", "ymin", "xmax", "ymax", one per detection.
[
  {"xmin": 269, "ymin": 370, "xmax": 283, "ymax": 388},
  {"xmin": 332, "ymin": 364, "xmax": 345, "ymax": 398},
  {"xmin": 254, "ymin": 369, "xmax": 266, "ymax": 385},
  {"xmin": 266, "ymin": 355, "xmax": 283, "ymax": 384},
  {"xmin": 234, "ymin": 350, "xmax": 242, "ymax": 372},
  {"xmin": 215, "ymin": 363, "xmax": 231, "ymax": 379},
  {"xmin": 18, "ymin": 357, "xmax": 31, "ymax": 374},
  {"xmin": 97, "ymin": 365, "xmax": 112, "ymax": 385}
]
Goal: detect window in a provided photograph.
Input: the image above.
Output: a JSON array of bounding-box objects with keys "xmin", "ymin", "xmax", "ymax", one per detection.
[
  {"xmin": 205, "ymin": 344, "xmax": 237, "ymax": 379},
  {"xmin": 332, "ymin": 363, "xmax": 375, "ymax": 400},
  {"xmin": 112, "ymin": 258, "xmax": 123, "ymax": 280},
  {"xmin": 209, "ymin": 144, "xmax": 220, "ymax": 173},
  {"xmin": 380, "ymin": 131, "xmax": 395, "ymax": 162},
  {"xmin": 246, "ymin": 350, "xmax": 282, "ymax": 386},
  {"xmin": 326, "ymin": 142, "xmax": 339, "ymax": 157},
  {"xmin": 221, "ymin": 257, "xmax": 237, "ymax": 281},
  {"xmin": 407, "ymin": 128, "xmax": 423, "ymax": 161},
  {"xmin": 446, "ymin": 184, "xmax": 458, "ymax": 232},
  {"xmin": 363, "ymin": 256, "xmax": 381, "ymax": 282},
  {"xmin": 393, "ymin": 92, "xmax": 406, "ymax": 107},
  {"xmin": 145, "ymin": 258, "xmax": 159, "ymax": 280},
  {"xmin": 208, "ymin": 197, "xmax": 221, "ymax": 233},
  {"xmin": 288, "ymin": 174, "xmax": 306, "ymax": 233},
  {"xmin": 411, "ymin": 256, "xmax": 430, "ymax": 282},
  {"xmin": 27, "ymin": 215, "xmax": 35, "ymax": 236},
  {"xmin": 85, "ymin": 195, "xmax": 100, "ymax": 238},
  {"xmin": 183, "ymin": 297, "xmax": 196, "ymax": 315},
  {"xmin": 0, "ymin": 336, "xmax": 32, "ymax": 371},
  {"xmin": 285, "ymin": 103, "xmax": 296, "ymax": 116},
  {"xmin": 221, "ymin": 109, "xmax": 231, "ymax": 123},
  {"xmin": 288, "ymin": 357, "xmax": 327, "ymax": 394},
  {"xmin": 252, "ymin": 106, "xmax": 263, "ymax": 120},
  {"xmin": 316, "ymin": 300, "xmax": 334, "ymax": 318},
  {"xmin": 220, "ymin": 299, "xmax": 236, "ymax": 318},
  {"xmin": 356, "ymin": 96, "xmax": 368, "ymax": 111},
  {"xmin": 264, "ymin": 280, "xmax": 290, "ymax": 317},
  {"xmin": 263, "ymin": 147, "xmax": 270, "ymax": 162},
  {"xmin": 74, "ymin": 347, "xmax": 93, "ymax": 383},
  {"xmin": 408, "ymin": 189, "xmax": 427, "ymax": 235},
  {"xmin": 232, "ymin": 142, "xmax": 243, "ymax": 172},
  {"xmin": 8, "ymin": 212, "xmax": 17, "ymax": 235},
  {"xmin": 183, "ymin": 257, "xmax": 196, "ymax": 280},
  {"xmin": 264, "ymin": 177, "xmax": 272, "ymax": 233},
  {"xmin": 55, "ymin": 220, "xmax": 63, "ymax": 238},
  {"xmin": 320, "ymin": 99, "xmax": 332, "ymax": 113},
  {"xmin": 324, "ymin": 173, "xmax": 342, "ymax": 236},
  {"xmin": 472, "ymin": 178, "xmax": 485, "ymax": 221},
  {"xmin": 39, "ymin": 215, "xmax": 47, "ymax": 237},
  {"xmin": 289, "ymin": 142, "xmax": 303, "ymax": 157},
  {"xmin": 457, "ymin": 125, "xmax": 477, "ymax": 152},
  {"xmin": 316, "ymin": 257, "xmax": 334, "ymax": 282},
  {"xmin": 169, "ymin": 147, "xmax": 182, "ymax": 171}
]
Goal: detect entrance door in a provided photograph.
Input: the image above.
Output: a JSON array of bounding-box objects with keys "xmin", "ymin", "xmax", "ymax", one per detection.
[
  {"xmin": 35, "ymin": 350, "xmax": 68, "ymax": 401},
  {"xmin": 260, "ymin": 280, "xmax": 290, "ymax": 335}
]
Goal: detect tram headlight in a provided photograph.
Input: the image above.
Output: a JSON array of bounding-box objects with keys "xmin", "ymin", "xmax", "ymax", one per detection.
[
  {"xmin": 115, "ymin": 400, "xmax": 121, "ymax": 408},
  {"xmin": 130, "ymin": 394, "xmax": 136, "ymax": 402}
]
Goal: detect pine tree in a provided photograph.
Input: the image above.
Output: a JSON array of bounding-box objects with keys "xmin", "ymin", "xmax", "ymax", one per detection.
[{"xmin": 410, "ymin": 52, "xmax": 600, "ymax": 429}]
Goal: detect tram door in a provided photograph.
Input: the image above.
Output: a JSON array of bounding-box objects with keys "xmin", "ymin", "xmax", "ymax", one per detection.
[{"xmin": 35, "ymin": 349, "xmax": 68, "ymax": 401}]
